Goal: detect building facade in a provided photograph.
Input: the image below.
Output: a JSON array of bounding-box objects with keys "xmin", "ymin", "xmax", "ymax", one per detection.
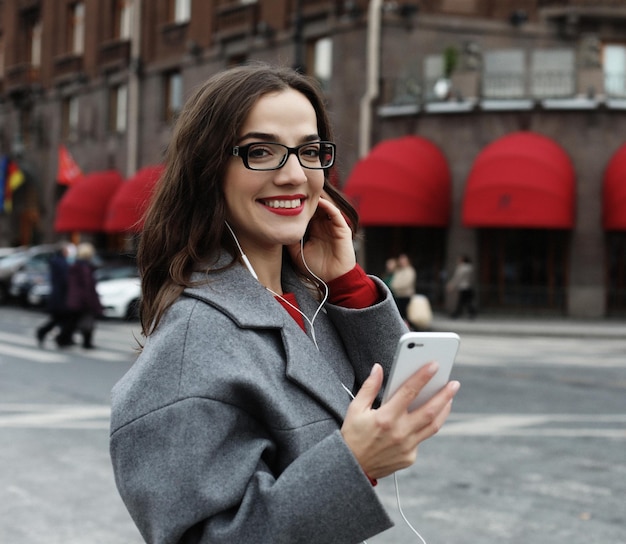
[{"xmin": 0, "ymin": 0, "xmax": 624, "ymax": 318}]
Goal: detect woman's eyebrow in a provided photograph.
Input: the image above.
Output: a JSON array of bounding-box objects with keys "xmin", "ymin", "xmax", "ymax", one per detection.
[{"xmin": 237, "ymin": 132, "xmax": 321, "ymax": 144}]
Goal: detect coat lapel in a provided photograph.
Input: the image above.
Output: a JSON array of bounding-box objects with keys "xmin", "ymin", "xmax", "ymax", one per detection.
[{"xmin": 184, "ymin": 255, "xmax": 352, "ymax": 423}]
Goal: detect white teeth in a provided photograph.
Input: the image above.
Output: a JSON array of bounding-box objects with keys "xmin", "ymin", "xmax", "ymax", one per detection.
[{"xmin": 263, "ymin": 199, "xmax": 302, "ymax": 209}]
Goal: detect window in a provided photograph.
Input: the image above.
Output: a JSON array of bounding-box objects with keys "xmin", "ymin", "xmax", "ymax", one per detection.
[
  {"xmin": 69, "ymin": 2, "xmax": 85, "ymax": 54},
  {"xmin": 531, "ymin": 49, "xmax": 575, "ymax": 98},
  {"xmin": 604, "ymin": 44, "xmax": 626, "ymax": 97},
  {"xmin": 423, "ymin": 54, "xmax": 445, "ymax": 101},
  {"xmin": 30, "ymin": 18, "xmax": 43, "ymax": 68},
  {"xmin": 62, "ymin": 96, "xmax": 79, "ymax": 140},
  {"xmin": 164, "ymin": 71, "xmax": 183, "ymax": 122},
  {"xmin": 168, "ymin": 0, "xmax": 191, "ymax": 23},
  {"xmin": 114, "ymin": 0, "xmax": 133, "ymax": 40},
  {"xmin": 482, "ymin": 49, "xmax": 525, "ymax": 99},
  {"xmin": 109, "ymin": 84, "xmax": 127, "ymax": 133},
  {"xmin": 306, "ymin": 37, "xmax": 332, "ymax": 91}
]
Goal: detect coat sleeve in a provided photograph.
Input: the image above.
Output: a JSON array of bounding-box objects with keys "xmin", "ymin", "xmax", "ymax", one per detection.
[
  {"xmin": 324, "ymin": 275, "xmax": 408, "ymax": 388},
  {"xmin": 110, "ymin": 396, "xmax": 393, "ymax": 544}
]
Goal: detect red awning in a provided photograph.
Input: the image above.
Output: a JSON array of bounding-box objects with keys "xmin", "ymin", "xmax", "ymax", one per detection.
[
  {"xmin": 105, "ymin": 164, "xmax": 164, "ymax": 233},
  {"xmin": 54, "ymin": 170, "xmax": 123, "ymax": 232},
  {"xmin": 343, "ymin": 135, "xmax": 451, "ymax": 226},
  {"xmin": 603, "ymin": 143, "xmax": 626, "ymax": 231},
  {"xmin": 462, "ymin": 131, "xmax": 575, "ymax": 229}
]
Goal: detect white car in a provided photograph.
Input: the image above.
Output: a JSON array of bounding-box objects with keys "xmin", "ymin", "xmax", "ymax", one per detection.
[{"xmin": 96, "ymin": 276, "xmax": 141, "ymax": 320}]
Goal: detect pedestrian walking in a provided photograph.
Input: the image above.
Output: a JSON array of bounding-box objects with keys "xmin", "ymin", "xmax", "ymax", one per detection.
[
  {"xmin": 389, "ymin": 253, "xmax": 417, "ymax": 322},
  {"xmin": 447, "ymin": 254, "xmax": 477, "ymax": 319},
  {"xmin": 62, "ymin": 242, "xmax": 103, "ymax": 349},
  {"xmin": 35, "ymin": 242, "xmax": 75, "ymax": 347}
]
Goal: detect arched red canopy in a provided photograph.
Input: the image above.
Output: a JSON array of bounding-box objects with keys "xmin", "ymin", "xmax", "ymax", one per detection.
[
  {"xmin": 462, "ymin": 131, "xmax": 575, "ymax": 229},
  {"xmin": 105, "ymin": 164, "xmax": 164, "ymax": 233},
  {"xmin": 343, "ymin": 135, "xmax": 451, "ymax": 227},
  {"xmin": 603, "ymin": 143, "xmax": 626, "ymax": 231},
  {"xmin": 54, "ymin": 170, "xmax": 123, "ymax": 232}
]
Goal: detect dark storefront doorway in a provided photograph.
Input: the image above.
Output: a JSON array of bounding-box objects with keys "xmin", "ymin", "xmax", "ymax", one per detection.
[
  {"xmin": 606, "ymin": 233, "xmax": 626, "ymax": 315},
  {"xmin": 477, "ymin": 228, "xmax": 569, "ymax": 314},
  {"xmin": 364, "ymin": 226, "xmax": 447, "ymax": 310}
]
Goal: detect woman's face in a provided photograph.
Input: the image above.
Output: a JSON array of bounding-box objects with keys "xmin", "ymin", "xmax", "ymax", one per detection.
[{"xmin": 223, "ymin": 88, "xmax": 325, "ymax": 253}]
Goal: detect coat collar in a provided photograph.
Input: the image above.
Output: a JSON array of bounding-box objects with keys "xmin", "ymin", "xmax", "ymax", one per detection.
[{"xmin": 183, "ymin": 252, "xmax": 352, "ymax": 422}]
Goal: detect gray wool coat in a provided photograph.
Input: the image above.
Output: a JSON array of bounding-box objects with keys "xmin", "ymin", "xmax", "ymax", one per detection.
[{"xmin": 110, "ymin": 255, "xmax": 407, "ymax": 544}]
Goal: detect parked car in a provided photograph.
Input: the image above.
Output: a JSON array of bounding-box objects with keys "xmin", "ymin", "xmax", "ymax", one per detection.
[
  {"xmin": 9, "ymin": 252, "xmax": 56, "ymax": 305},
  {"xmin": 96, "ymin": 274, "xmax": 141, "ymax": 320},
  {"xmin": 0, "ymin": 246, "xmax": 24, "ymax": 259},
  {"xmin": 0, "ymin": 244, "xmax": 60, "ymax": 305},
  {"xmin": 22, "ymin": 252, "xmax": 135, "ymax": 309}
]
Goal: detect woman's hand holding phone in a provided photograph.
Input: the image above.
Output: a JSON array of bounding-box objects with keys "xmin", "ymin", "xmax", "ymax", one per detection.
[{"xmin": 341, "ymin": 362, "xmax": 460, "ymax": 480}]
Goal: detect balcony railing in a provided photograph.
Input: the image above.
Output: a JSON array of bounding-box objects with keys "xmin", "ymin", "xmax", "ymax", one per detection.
[
  {"xmin": 214, "ymin": 1, "xmax": 258, "ymax": 41},
  {"xmin": 538, "ymin": 0, "xmax": 626, "ymax": 6},
  {"xmin": 381, "ymin": 68, "xmax": 595, "ymax": 107},
  {"xmin": 4, "ymin": 63, "xmax": 40, "ymax": 95},
  {"xmin": 53, "ymin": 53, "xmax": 84, "ymax": 82},
  {"xmin": 531, "ymin": 72, "xmax": 576, "ymax": 98},
  {"xmin": 98, "ymin": 39, "xmax": 130, "ymax": 71},
  {"xmin": 482, "ymin": 73, "xmax": 526, "ymax": 99}
]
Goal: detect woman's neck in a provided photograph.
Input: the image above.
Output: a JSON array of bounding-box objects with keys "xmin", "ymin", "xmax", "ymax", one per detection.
[{"xmin": 240, "ymin": 245, "xmax": 284, "ymax": 294}]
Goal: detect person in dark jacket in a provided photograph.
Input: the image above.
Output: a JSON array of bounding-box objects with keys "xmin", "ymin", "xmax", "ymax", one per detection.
[
  {"xmin": 35, "ymin": 243, "xmax": 75, "ymax": 347},
  {"xmin": 62, "ymin": 242, "xmax": 103, "ymax": 349}
]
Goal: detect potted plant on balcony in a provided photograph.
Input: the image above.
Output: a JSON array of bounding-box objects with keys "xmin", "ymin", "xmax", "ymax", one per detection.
[{"xmin": 433, "ymin": 45, "xmax": 459, "ymax": 100}]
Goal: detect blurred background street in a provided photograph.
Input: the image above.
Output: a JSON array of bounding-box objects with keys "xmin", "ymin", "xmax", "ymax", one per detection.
[{"xmin": 1, "ymin": 305, "xmax": 624, "ymax": 544}]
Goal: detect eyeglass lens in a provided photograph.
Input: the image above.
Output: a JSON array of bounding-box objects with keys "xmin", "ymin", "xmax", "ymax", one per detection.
[{"xmin": 246, "ymin": 142, "xmax": 334, "ymax": 170}]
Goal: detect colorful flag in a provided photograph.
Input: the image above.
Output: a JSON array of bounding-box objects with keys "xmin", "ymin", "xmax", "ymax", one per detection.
[
  {"xmin": 4, "ymin": 160, "xmax": 25, "ymax": 213},
  {"xmin": 57, "ymin": 144, "xmax": 83, "ymax": 185}
]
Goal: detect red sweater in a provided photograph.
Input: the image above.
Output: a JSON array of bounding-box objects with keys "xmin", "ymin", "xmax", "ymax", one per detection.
[{"xmin": 274, "ymin": 264, "xmax": 379, "ymax": 330}]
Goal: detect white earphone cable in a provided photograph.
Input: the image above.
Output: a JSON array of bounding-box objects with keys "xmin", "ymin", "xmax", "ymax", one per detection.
[{"xmin": 224, "ymin": 223, "xmax": 327, "ymax": 350}]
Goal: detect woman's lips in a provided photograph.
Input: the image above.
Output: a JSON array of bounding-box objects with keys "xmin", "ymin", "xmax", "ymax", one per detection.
[{"xmin": 258, "ymin": 197, "xmax": 305, "ymax": 216}]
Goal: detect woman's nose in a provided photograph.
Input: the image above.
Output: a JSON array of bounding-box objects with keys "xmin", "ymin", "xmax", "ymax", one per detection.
[{"xmin": 274, "ymin": 153, "xmax": 308, "ymax": 184}]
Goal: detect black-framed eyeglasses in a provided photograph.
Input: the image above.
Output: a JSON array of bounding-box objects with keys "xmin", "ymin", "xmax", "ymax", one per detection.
[{"xmin": 232, "ymin": 141, "xmax": 336, "ymax": 171}]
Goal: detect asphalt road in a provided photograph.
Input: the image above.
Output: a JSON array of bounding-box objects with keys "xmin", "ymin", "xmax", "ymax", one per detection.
[{"xmin": 0, "ymin": 306, "xmax": 624, "ymax": 544}]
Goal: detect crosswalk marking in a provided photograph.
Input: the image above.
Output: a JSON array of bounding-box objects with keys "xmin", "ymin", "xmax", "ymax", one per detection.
[
  {"xmin": 0, "ymin": 403, "xmax": 624, "ymax": 437},
  {"xmin": 441, "ymin": 413, "xmax": 626, "ymax": 438},
  {"xmin": 457, "ymin": 336, "xmax": 626, "ymax": 368},
  {"xmin": 0, "ymin": 403, "xmax": 110, "ymax": 429},
  {"xmin": 0, "ymin": 342, "xmax": 68, "ymax": 363},
  {"xmin": 0, "ymin": 327, "xmax": 138, "ymax": 364}
]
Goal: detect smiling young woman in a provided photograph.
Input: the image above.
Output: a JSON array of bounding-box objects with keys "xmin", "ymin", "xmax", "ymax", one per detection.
[{"xmin": 109, "ymin": 62, "xmax": 460, "ymax": 544}]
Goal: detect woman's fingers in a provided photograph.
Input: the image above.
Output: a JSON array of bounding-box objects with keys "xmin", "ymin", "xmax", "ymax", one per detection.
[
  {"xmin": 384, "ymin": 361, "xmax": 440, "ymax": 414},
  {"xmin": 346, "ymin": 363, "xmax": 383, "ymax": 413},
  {"xmin": 342, "ymin": 365, "xmax": 460, "ymax": 480}
]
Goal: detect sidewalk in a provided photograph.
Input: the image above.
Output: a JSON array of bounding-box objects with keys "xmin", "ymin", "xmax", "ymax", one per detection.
[{"xmin": 430, "ymin": 313, "xmax": 626, "ymax": 339}]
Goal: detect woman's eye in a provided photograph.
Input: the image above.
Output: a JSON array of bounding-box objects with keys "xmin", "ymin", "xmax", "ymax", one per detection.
[
  {"xmin": 300, "ymin": 146, "xmax": 320, "ymax": 159},
  {"xmin": 248, "ymin": 146, "xmax": 271, "ymax": 159}
]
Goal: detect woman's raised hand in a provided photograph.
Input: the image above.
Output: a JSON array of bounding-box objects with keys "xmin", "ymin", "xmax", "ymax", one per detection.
[
  {"xmin": 287, "ymin": 194, "xmax": 356, "ymax": 283},
  {"xmin": 341, "ymin": 363, "xmax": 460, "ymax": 479}
]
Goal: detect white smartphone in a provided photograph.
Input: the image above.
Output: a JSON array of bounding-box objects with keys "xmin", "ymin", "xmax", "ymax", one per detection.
[{"xmin": 382, "ymin": 332, "xmax": 460, "ymax": 411}]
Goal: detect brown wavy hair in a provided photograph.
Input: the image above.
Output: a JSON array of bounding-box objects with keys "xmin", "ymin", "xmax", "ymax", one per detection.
[{"xmin": 138, "ymin": 63, "xmax": 359, "ymax": 336}]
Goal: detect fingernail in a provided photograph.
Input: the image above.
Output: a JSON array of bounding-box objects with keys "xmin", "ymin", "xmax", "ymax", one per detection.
[
  {"xmin": 450, "ymin": 381, "xmax": 461, "ymax": 392},
  {"xmin": 427, "ymin": 362, "xmax": 439, "ymax": 375}
]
